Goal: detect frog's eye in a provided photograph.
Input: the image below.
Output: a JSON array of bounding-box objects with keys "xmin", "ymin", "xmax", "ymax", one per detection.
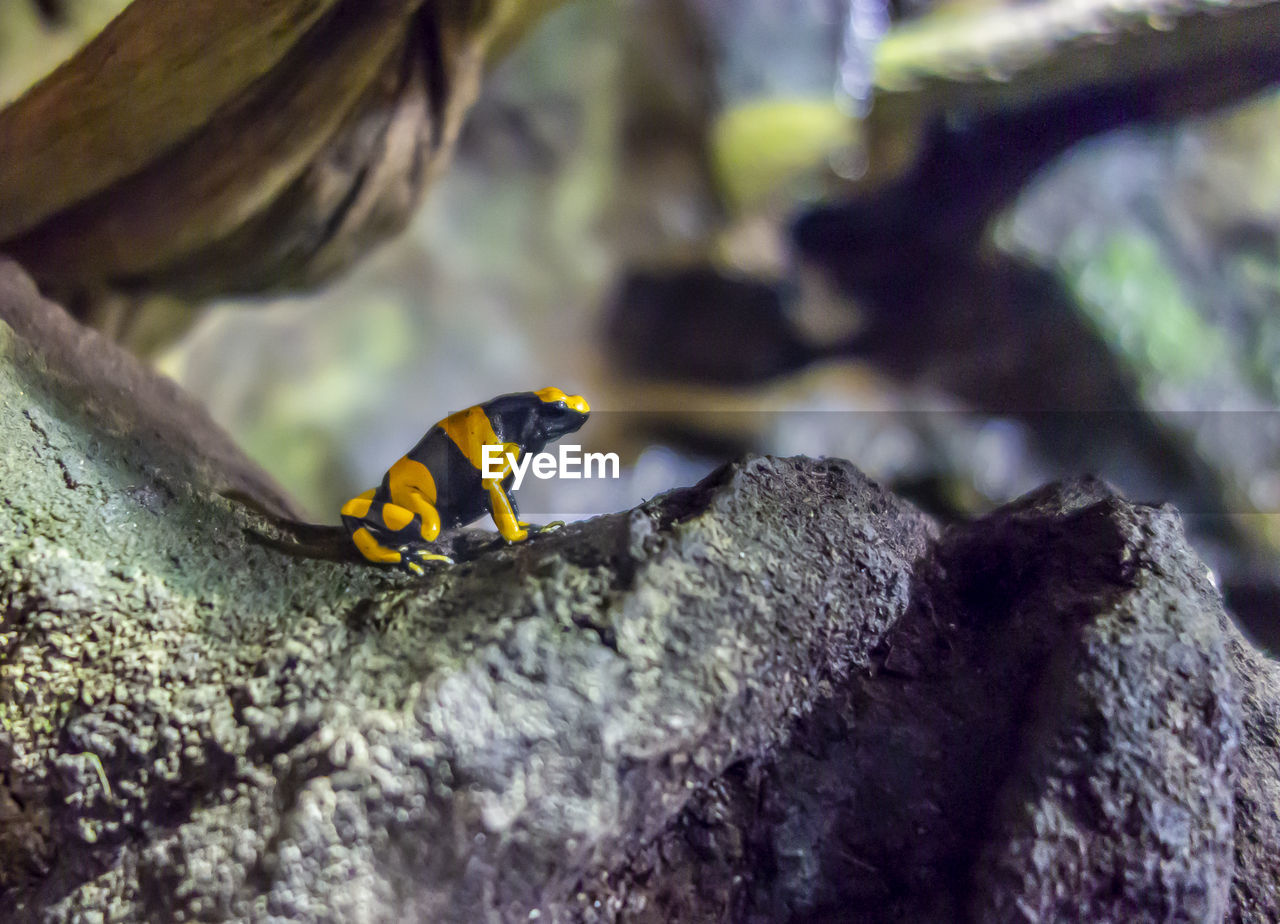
[
  {"xmin": 549, "ymin": 401, "xmax": 588, "ymax": 420},
  {"xmin": 535, "ymin": 387, "xmax": 589, "ymax": 415}
]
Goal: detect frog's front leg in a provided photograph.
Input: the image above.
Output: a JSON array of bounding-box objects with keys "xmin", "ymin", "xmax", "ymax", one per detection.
[
  {"xmin": 481, "ymin": 443, "xmax": 563, "ymax": 542},
  {"xmin": 484, "ymin": 478, "xmax": 529, "ymax": 543},
  {"xmin": 487, "ymin": 487, "xmax": 564, "ymax": 541}
]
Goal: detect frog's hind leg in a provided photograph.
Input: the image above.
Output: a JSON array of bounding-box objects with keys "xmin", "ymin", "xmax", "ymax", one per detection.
[
  {"xmin": 377, "ymin": 501, "xmax": 453, "ymax": 572},
  {"xmin": 349, "ymin": 524, "xmax": 405, "ymax": 566},
  {"xmin": 341, "ymin": 490, "xmax": 402, "ymax": 565},
  {"xmin": 341, "ymin": 494, "xmax": 452, "ymax": 572},
  {"xmin": 353, "ymin": 520, "xmax": 452, "ymax": 574}
]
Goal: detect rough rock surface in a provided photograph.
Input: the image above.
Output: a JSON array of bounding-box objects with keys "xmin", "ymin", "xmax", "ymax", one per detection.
[
  {"xmin": 572, "ymin": 480, "xmax": 1273, "ymax": 924},
  {"xmin": 1228, "ymin": 631, "xmax": 1280, "ymax": 922},
  {"xmin": 0, "ymin": 260, "xmax": 300, "ymax": 518},
  {"xmin": 2, "ymin": 259, "xmax": 1278, "ymax": 922},
  {"xmin": 0, "ymin": 262, "xmax": 930, "ymax": 919}
]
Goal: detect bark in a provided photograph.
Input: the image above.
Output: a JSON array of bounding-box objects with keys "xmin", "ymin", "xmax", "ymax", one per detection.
[
  {"xmin": 0, "ymin": 0, "xmax": 564, "ymax": 301},
  {"xmin": 1, "ymin": 258, "xmax": 1278, "ymax": 922},
  {"xmin": 864, "ymin": 0, "xmax": 1280, "ymax": 185},
  {"xmin": 5, "ymin": 0, "xmax": 1278, "ymax": 305},
  {"xmin": 874, "ymin": 0, "xmax": 1280, "ymax": 111}
]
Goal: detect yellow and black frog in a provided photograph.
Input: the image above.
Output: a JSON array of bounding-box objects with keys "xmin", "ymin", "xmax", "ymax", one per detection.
[{"xmin": 340, "ymin": 387, "xmax": 590, "ymax": 573}]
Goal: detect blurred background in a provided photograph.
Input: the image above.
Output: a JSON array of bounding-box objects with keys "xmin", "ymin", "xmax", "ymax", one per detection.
[{"xmin": 5, "ymin": 0, "xmax": 1280, "ymax": 651}]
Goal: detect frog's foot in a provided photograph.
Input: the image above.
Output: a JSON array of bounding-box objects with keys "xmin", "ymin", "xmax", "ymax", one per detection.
[
  {"xmin": 520, "ymin": 519, "xmax": 565, "ymax": 535},
  {"xmin": 397, "ymin": 546, "xmax": 454, "ymax": 575}
]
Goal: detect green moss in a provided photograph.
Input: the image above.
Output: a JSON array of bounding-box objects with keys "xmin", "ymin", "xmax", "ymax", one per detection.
[
  {"xmin": 0, "ymin": 696, "xmax": 56, "ymax": 739},
  {"xmin": 1061, "ymin": 229, "xmax": 1228, "ymax": 385}
]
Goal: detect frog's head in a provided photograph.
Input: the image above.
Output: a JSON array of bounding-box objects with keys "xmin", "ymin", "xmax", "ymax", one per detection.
[{"xmin": 532, "ymin": 386, "xmax": 590, "ymax": 442}]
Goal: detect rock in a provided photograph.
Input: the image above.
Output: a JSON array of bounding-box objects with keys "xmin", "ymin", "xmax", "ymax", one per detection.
[
  {"xmin": 575, "ymin": 480, "xmax": 1278, "ymax": 924},
  {"xmin": 0, "ymin": 258, "xmax": 299, "ymax": 518},
  {"xmin": 792, "ymin": 91, "xmax": 1280, "ymax": 655},
  {"xmin": 0, "ymin": 261, "xmax": 932, "ymax": 920},
  {"xmin": 3, "ymin": 257, "xmax": 1277, "ymax": 922},
  {"xmin": 981, "ymin": 95, "xmax": 1280, "ymax": 654}
]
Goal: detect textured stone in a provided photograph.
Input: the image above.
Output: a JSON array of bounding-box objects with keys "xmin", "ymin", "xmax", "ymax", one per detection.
[
  {"xmin": 3, "ymin": 258, "xmax": 1278, "ymax": 923},
  {"xmin": 577, "ymin": 481, "xmax": 1274, "ymax": 924},
  {"xmin": 1, "ymin": 261, "xmax": 931, "ymax": 921}
]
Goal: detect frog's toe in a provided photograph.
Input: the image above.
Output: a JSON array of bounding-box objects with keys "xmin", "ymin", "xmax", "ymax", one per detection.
[
  {"xmin": 396, "ymin": 546, "xmax": 452, "ymax": 573},
  {"xmin": 517, "ymin": 520, "xmax": 564, "ymax": 534}
]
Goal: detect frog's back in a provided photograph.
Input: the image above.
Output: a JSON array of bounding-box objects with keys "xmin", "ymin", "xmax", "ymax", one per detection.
[{"xmin": 402, "ymin": 423, "xmax": 494, "ymax": 527}]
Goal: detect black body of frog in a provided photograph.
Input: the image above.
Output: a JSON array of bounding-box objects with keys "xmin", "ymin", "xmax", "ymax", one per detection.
[{"xmin": 340, "ymin": 387, "xmax": 590, "ymax": 573}]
